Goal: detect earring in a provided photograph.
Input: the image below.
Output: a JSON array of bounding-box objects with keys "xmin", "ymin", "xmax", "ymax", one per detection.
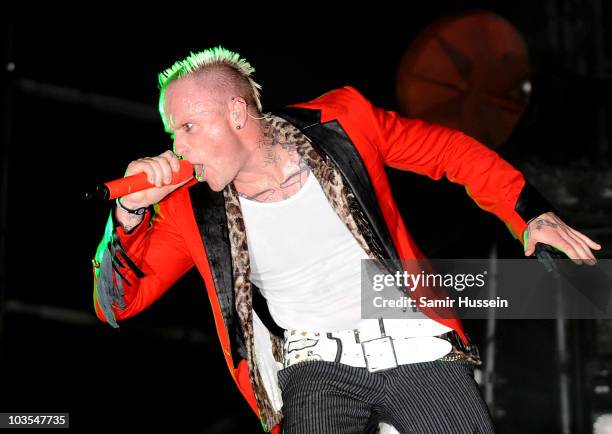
[{"xmin": 236, "ymin": 125, "xmax": 242, "ymax": 130}]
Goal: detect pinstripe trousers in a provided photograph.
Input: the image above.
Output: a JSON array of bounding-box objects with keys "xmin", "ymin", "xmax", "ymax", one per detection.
[{"xmin": 277, "ymin": 359, "xmax": 495, "ymax": 434}]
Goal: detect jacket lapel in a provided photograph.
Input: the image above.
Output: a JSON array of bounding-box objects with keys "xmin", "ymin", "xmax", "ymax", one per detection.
[{"xmin": 189, "ymin": 182, "xmax": 247, "ymax": 367}]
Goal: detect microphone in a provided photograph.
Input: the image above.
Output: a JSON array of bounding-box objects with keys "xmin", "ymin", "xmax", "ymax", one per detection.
[{"xmin": 85, "ymin": 160, "xmax": 194, "ymax": 200}]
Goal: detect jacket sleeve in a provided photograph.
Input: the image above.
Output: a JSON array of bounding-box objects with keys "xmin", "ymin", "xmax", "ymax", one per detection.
[
  {"xmin": 91, "ymin": 200, "xmax": 195, "ymax": 327},
  {"xmin": 345, "ymin": 87, "xmax": 554, "ymax": 243}
]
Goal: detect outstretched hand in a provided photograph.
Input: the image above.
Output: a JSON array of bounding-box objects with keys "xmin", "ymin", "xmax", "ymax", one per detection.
[{"xmin": 523, "ymin": 212, "xmax": 602, "ymax": 265}]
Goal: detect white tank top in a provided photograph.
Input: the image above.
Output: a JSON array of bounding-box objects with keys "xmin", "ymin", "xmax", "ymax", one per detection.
[{"xmin": 238, "ymin": 170, "xmax": 451, "ymax": 336}]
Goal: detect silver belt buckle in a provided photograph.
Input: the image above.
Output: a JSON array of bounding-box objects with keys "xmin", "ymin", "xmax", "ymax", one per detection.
[{"xmin": 361, "ymin": 336, "xmax": 398, "ymax": 373}]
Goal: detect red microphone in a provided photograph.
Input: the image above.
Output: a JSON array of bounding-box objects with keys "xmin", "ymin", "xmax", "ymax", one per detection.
[{"xmin": 85, "ymin": 160, "xmax": 194, "ymax": 200}]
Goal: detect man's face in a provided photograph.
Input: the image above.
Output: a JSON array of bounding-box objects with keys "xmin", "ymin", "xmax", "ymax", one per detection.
[{"xmin": 163, "ymin": 77, "xmax": 248, "ymax": 191}]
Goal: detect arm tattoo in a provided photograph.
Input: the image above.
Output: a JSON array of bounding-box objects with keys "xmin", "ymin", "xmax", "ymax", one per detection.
[{"xmin": 116, "ymin": 208, "xmax": 145, "ymax": 232}]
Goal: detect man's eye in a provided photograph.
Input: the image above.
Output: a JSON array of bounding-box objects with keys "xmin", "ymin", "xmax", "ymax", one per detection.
[{"xmin": 184, "ymin": 123, "xmax": 193, "ymax": 131}]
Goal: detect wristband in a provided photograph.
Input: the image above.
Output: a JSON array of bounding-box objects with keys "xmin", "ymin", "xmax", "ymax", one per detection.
[{"xmin": 116, "ymin": 198, "xmax": 148, "ymax": 216}]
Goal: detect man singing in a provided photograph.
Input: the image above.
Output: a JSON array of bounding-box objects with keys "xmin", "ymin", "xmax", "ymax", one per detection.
[{"xmin": 92, "ymin": 46, "xmax": 600, "ymax": 433}]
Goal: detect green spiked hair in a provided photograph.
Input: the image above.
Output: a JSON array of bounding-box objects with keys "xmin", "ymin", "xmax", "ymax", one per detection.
[{"xmin": 157, "ymin": 46, "xmax": 263, "ymax": 129}]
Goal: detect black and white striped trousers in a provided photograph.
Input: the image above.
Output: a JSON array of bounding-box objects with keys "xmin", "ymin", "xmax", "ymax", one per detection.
[{"xmin": 277, "ymin": 359, "xmax": 495, "ymax": 434}]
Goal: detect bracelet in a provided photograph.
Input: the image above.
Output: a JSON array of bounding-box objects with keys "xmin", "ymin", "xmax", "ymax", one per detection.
[{"xmin": 116, "ymin": 198, "xmax": 148, "ymax": 216}]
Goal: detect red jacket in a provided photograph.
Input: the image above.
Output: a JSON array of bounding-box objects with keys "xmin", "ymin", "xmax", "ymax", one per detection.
[{"xmin": 92, "ymin": 86, "xmax": 551, "ymax": 433}]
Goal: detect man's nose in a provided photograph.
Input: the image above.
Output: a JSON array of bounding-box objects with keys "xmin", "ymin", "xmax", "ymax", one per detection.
[{"xmin": 173, "ymin": 140, "xmax": 186, "ymax": 158}]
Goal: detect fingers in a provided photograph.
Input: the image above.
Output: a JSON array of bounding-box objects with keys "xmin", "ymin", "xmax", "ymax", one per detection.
[
  {"xmin": 120, "ymin": 151, "xmax": 187, "ymax": 209},
  {"xmin": 143, "ymin": 158, "xmax": 167, "ymax": 187},
  {"xmin": 556, "ymin": 233, "xmax": 597, "ymax": 265},
  {"xmin": 523, "ymin": 227, "xmax": 537, "ymax": 257},
  {"xmin": 554, "ymin": 224, "xmax": 599, "ymax": 265},
  {"xmin": 563, "ymin": 230, "xmax": 596, "ymax": 265},
  {"xmin": 127, "ymin": 151, "xmax": 181, "ymax": 187},
  {"xmin": 524, "ymin": 217, "xmax": 600, "ymax": 265},
  {"xmin": 524, "ymin": 236, "xmax": 536, "ymax": 257},
  {"xmin": 551, "ymin": 237, "xmax": 582, "ymax": 265},
  {"xmin": 569, "ymin": 227, "xmax": 602, "ymax": 250},
  {"xmin": 153, "ymin": 151, "xmax": 179, "ymax": 186},
  {"xmin": 162, "ymin": 150, "xmax": 181, "ymax": 173}
]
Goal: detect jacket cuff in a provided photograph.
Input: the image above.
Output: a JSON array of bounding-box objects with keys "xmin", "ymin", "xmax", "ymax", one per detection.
[
  {"xmin": 93, "ymin": 209, "xmax": 151, "ymax": 327},
  {"xmin": 514, "ymin": 179, "xmax": 557, "ymax": 224},
  {"xmin": 111, "ymin": 203, "xmax": 154, "ymax": 237}
]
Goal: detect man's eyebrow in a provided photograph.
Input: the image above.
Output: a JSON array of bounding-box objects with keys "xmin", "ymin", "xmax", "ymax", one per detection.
[{"xmin": 164, "ymin": 121, "xmax": 188, "ymax": 135}]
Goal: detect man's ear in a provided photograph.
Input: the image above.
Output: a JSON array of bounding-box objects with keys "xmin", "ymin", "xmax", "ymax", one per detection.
[{"xmin": 230, "ymin": 96, "xmax": 248, "ymax": 126}]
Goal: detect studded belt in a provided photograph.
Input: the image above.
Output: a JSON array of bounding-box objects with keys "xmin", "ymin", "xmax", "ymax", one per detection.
[{"xmin": 282, "ymin": 319, "xmax": 481, "ymax": 372}]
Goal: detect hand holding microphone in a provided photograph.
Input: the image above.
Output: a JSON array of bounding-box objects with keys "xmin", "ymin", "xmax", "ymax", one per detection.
[
  {"xmin": 117, "ymin": 150, "xmax": 194, "ymax": 210},
  {"xmin": 84, "ymin": 150, "xmax": 194, "ymax": 231}
]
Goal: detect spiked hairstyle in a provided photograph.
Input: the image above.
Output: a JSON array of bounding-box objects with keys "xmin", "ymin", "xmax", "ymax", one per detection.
[{"xmin": 157, "ymin": 46, "xmax": 263, "ymax": 130}]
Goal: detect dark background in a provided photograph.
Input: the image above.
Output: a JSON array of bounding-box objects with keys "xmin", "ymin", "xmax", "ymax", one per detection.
[{"xmin": 1, "ymin": 2, "xmax": 611, "ymax": 433}]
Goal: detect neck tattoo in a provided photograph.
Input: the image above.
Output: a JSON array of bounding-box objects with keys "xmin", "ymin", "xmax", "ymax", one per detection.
[{"xmin": 237, "ymin": 115, "xmax": 310, "ymax": 203}]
